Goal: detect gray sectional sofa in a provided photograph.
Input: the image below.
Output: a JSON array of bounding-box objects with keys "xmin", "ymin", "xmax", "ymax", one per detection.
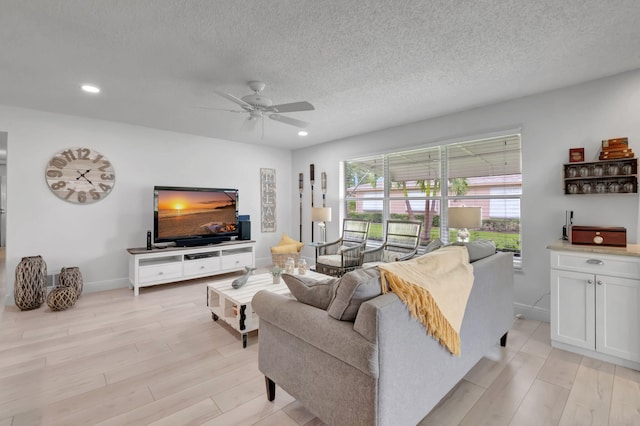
[{"xmin": 252, "ymin": 251, "xmax": 514, "ymax": 426}]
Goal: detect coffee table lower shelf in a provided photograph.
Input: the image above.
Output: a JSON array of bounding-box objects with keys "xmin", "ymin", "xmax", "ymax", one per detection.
[{"xmin": 206, "ymin": 270, "xmax": 326, "ymax": 347}]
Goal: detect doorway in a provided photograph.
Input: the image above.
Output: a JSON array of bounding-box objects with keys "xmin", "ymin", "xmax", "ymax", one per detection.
[{"xmin": 0, "ymin": 132, "xmax": 6, "ymax": 307}]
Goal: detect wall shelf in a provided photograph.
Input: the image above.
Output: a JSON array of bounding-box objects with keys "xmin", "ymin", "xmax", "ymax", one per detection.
[{"xmin": 563, "ymin": 158, "xmax": 637, "ymax": 195}]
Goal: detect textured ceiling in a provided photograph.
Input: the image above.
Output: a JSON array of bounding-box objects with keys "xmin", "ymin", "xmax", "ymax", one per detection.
[{"xmin": 1, "ymin": 0, "xmax": 640, "ymax": 150}]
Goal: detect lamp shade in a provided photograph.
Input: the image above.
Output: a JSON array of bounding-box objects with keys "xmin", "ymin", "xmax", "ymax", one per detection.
[
  {"xmin": 312, "ymin": 207, "xmax": 332, "ymax": 222},
  {"xmin": 448, "ymin": 207, "xmax": 482, "ymax": 229}
]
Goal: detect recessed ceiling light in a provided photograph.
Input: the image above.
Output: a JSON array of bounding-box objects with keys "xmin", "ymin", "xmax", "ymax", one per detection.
[
  {"xmin": 298, "ymin": 131, "xmax": 308, "ymax": 136},
  {"xmin": 81, "ymin": 84, "xmax": 101, "ymax": 94}
]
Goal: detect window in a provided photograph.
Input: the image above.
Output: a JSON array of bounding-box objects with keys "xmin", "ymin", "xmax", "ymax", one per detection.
[{"xmin": 343, "ymin": 134, "xmax": 522, "ymax": 257}]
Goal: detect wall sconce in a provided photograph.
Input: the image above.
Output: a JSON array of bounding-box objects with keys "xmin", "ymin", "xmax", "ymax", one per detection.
[
  {"xmin": 448, "ymin": 207, "xmax": 482, "ymax": 242},
  {"xmin": 312, "ymin": 207, "xmax": 332, "ymax": 243}
]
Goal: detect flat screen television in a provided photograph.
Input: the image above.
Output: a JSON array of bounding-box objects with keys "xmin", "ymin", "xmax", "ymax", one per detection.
[{"xmin": 153, "ymin": 186, "xmax": 239, "ymax": 246}]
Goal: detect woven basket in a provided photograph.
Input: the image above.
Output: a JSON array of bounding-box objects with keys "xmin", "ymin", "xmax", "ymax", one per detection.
[
  {"xmin": 46, "ymin": 286, "xmax": 78, "ymax": 311},
  {"xmin": 14, "ymin": 255, "xmax": 47, "ymax": 311},
  {"xmin": 271, "ymin": 252, "xmax": 300, "ymax": 268},
  {"xmin": 58, "ymin": 266, "xmax": 83, "ymax": 296}
]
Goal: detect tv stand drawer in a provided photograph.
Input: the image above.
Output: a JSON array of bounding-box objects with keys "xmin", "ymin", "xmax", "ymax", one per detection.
[
  {"xmin": 184, "ymin": 257, "xmax": 221, "ymax": 277},
  {"xmin": 221, "ymin": 252, "xmax": 253, "ymax": 270},
  {"xmin": 139, "ymin": 263, "xmax": 183, "ymax": 284}
]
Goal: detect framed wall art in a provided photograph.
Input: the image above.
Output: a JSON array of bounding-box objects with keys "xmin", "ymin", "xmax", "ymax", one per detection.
[{"xmin": 260, "ymin": 168, "xmax": 276, "ymax": 232}]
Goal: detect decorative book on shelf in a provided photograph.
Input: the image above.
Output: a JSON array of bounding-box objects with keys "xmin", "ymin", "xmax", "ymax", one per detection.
[{"xmin": 600, "ymin": 137, "xmax": 633, "ymax": 160}]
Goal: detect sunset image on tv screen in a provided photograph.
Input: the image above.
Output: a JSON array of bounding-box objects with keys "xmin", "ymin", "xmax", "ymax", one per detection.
[{"xmin": 156, "ymin": 190, "xmax": 237, "ymax": 239}]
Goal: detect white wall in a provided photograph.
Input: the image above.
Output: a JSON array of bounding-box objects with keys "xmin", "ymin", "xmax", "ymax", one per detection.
[
  {"xmin": 292, "ymin": 69, "xmax": 640, "ymax": 322},
  {"xmin": 1, "ymin": 106, "xmax": 293, "ymax": 304}
]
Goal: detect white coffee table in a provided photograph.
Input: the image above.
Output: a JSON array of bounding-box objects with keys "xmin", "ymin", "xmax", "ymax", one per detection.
[{"xmin": 206, "ymin": 270, "xmax": 327, "ymax": 347}]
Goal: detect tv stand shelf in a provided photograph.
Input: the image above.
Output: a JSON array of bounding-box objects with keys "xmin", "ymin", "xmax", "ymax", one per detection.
[{"xmin": 127, "ymin": 240, "xmax": 255, "ymax": 296}]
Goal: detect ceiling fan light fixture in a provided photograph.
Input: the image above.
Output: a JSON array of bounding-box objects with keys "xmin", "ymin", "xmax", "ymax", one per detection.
[{"xmin": 81, "ymin": 84, "xmax": 100, "ymax": 94}]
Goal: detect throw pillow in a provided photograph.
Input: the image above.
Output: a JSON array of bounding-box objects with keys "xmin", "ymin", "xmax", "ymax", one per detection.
[
  {"xmin": 448, "ymin": 239, "xmax": 496, "ymax": 262},
  {"xmin": 282, "ymin": 274, "xmax": 340, "ymax": 310},
  {"xmin": 327, "ymin": 268, "xmax": 383, "ymax": 321},
  {"xmin": 278, "ymin": 233, "xmax": 305, "ymax": 252},
  {"xmin": 271, "ymin": 243, "xmax": 300, "ymax": 254},
  {"xmin": 424, "ymin": 238, "xmax": 444, "ymax": 253}
]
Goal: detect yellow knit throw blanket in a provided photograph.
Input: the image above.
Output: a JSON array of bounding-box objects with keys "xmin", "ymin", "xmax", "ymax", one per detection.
[{"xmin": 378, "ymin": 245, "xmax": 474, "ymax": 355}]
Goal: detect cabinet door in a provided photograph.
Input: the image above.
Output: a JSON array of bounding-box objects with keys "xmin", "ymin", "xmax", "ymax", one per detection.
[
  {"xmin": 550, "ymin": 269, "xmax": 595, "ymax": 350},
  {"xmin": 596, "ymin": 274, "xmax": 640, "ymax": 362}
]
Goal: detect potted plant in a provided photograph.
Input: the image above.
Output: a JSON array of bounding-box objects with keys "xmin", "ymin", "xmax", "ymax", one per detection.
[{"xmin": 271, "ymin": 266, "xmax": 284, "ymax": 284}]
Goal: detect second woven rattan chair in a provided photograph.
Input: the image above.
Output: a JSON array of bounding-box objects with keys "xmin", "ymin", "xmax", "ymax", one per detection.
[
  {"xmin": 315, "ymin": 219, "xmax": 371, "ymax": 277},
  {"xmin": 361, "ymin": 220, "xmax": 422, "ymax": 268}
]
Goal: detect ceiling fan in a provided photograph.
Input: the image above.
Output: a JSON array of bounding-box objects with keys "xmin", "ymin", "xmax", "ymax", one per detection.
[{"xmin": 213, "ymin": 81, "xmax": 314, "ymax": 131}]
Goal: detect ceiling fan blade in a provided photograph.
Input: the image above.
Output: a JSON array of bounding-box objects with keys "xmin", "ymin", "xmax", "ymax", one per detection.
[
  {"xmin": 268, "ymin": 114, "xmax": 309, "ymax": 128},
  {"xmin": 214, "ymin": 90, "xmax": 255, "ymax": 110},
  {"xmin": 266, "ymin": 101, "xmax": 315, "ymax": 113},
  {"xmin": 196, "ymin": 106, "xmax": 245, "ymax": 113}
]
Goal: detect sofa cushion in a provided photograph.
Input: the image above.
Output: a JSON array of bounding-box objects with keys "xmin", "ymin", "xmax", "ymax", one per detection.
[
  {"xmin": 316, "ymin": 254, "xmax": 342, "ymax": 267},
  {"xmin": 448, "ymin": 239, "xmax": 496, "ymax": 262},
  {"xmin": 424, "ymin": 238, "xmax": 444, "ymax": 253},
  {"xmin": 327, "ymin": 268, "xmax": 384, "ymax": 321},
  {"xmin": 282, "ymin": 273, "xmax": 339, "ymax": 310}
]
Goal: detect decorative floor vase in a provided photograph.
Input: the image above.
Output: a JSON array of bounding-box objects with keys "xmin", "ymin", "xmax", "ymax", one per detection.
[
  {"xmin": 14, "ymin": 255, "xmax": 47, "ymax": 311},
  {"xmin": 58, "ymin": 266, "xmax": 83, "ymax": 296}
]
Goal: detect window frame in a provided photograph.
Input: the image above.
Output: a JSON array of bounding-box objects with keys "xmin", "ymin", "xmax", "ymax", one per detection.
[{"xmin": 343, "ymin": 133, "xmax": 522, "ymax": 263}]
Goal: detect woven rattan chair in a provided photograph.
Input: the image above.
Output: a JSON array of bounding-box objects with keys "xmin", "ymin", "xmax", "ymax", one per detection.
[
  {"xmin": 361, "ymin": 220, "xmax": 422, "ymax": 268},
  {"xmin": 315, "ymin": 219, "xmax": 371, "ymax": 277}
]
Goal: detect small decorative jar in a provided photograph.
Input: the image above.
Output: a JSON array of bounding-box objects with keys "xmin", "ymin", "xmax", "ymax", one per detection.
[
  {"xmin": 298, "ymin": 259, "xmax": 308, "ymax": 275},
  {"xmin": 593, "ymin": 165, "xmax": 604, "ymax": 176},
  {"xmin": 622, "ymin": 163, "xmax": 633, "ymax": 175},
  {"xmin": 284, "ymin": 257, "xmax": 295, "ymax": 274}
]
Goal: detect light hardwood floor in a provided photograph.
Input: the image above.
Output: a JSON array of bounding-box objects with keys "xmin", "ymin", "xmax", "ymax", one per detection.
[{"xmin": 0, "ymin": 270, "xmax": 639, "ymax": 425}]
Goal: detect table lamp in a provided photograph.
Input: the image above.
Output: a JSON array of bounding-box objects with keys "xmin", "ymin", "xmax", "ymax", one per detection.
[
  {"xmin": 448, "ymin": 207, "xmax": 482, "ymax": 242},
  {"xmin": 312, "ymin": 207, "xmax": 332, "ymax": 243}
]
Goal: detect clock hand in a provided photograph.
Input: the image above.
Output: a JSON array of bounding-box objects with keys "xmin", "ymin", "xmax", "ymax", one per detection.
[{"xmin": 76, "ymin": 169, "xmax": 94, "ymax": 185}]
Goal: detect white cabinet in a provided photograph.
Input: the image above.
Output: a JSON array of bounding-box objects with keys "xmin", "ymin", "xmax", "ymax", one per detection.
[
  {"xmin": 549, "ymin": 249, "xmax": 640, "ymax": 370},
  {"xmin": 128, "ymin": 241, "xmax": 255, "ymax": 296}
]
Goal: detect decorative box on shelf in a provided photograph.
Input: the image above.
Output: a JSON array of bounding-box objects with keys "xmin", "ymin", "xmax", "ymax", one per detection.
[
  {"xmin": 570, "ymin": 225, "xmax": 627, "ymax": 247},
  {"xmin": 563, "ymin": 157, "xmax": 637, "ymax": 195}
]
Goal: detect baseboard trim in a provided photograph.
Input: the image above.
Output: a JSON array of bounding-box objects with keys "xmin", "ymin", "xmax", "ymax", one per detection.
[
  {"xmin": 3, "ymin": 277, "xmax": 130, "ymax": 306},
  {"xmin": 84, "ymin": 278, "xmax": 130, "ymax": 294}
]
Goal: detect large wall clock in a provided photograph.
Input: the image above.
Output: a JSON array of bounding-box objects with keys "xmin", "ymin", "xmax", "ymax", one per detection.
[{"xmin": 45, "ymin": 147, "xmax": 115, "ymax": 204}]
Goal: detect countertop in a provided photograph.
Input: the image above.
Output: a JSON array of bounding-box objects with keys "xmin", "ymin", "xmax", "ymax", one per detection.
[{"xmin": 547, "ymin": 239, "xmax": 640, "ymax": 258}]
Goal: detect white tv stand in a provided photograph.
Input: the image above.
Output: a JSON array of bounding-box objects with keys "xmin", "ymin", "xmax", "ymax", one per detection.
[{"xmin": 127, "ymin": 240, "xmax": 255, "ymax": 296}]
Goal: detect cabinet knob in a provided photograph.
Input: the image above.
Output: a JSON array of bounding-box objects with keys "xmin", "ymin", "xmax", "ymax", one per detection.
[
  {"xmin": 587, "ymin": 279, "xmax": 593, "ymax": 284},
  {"xmin": 597, "ymin": 280, "xmax": 603, "ymax": 286},
  {"xmin": 586, "ymin": 259, "xmax": 604, "ymax": 265}
]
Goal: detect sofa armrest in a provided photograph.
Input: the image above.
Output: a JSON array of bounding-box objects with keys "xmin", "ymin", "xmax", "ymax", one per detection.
[
  {"xmin": 252, "ymin": 290, "xmax": 378, "ymax": 377},
  {"xmin": 353, "ymin": 292, "xmax": 400, "ymax": 343}
]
